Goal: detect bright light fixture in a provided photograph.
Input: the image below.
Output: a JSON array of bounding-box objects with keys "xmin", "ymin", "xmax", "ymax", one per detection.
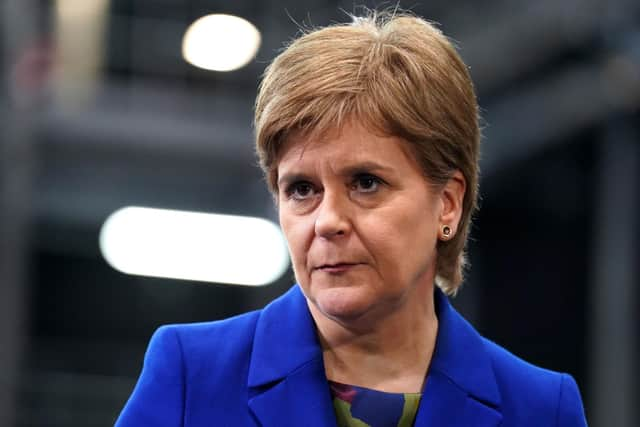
[
  {"xmin": 182, "ymin": 14, "xmax": 261, "ymax": 72},
  {"xmin": 99, "ymin": 207, "xmax": 289, "ymax": 286}
]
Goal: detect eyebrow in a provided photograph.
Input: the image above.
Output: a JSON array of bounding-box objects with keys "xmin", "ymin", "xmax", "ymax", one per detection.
[
  {"xmin": 277, "ymin": 161, "xmax": 394, "ymax": 189},
  {"xmin": 339, "ymin": 161, "xmax": 394, "ymax": 176},
  {"xmin": 277, "ymin": 173, "xmax": 312, "ymax": 190}
]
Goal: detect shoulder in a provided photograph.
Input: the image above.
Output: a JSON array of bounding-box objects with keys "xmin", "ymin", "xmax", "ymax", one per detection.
[
  {"xmin": 143, "ymin": 285, "xmax": 306, "ymax": 382},
  {"xmin": 481, "ymin": 337, "xmax": 587, "ymax": 426},
  {"xmin": 156, "ymin": 309, "xmax": 261, "ymax": 376},
  {"xmin": 434, "ymin": 289, "xmax": 587, "ymax": 426},
  {"xmin": 116, "ymin": 309, "xmax": 263, "ymax": 425},
  {"xmin": 162, "ymin": 309, "xmax": 261, "ymax": 352},
  {"xmin": 482, "ymin": 337, "xmax": 561, "ymax": 394}
]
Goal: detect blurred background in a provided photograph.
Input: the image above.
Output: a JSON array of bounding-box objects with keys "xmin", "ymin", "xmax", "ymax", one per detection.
[{"xmin": 1, "ymin": 0, "xmax": 638, "ymax": 425}]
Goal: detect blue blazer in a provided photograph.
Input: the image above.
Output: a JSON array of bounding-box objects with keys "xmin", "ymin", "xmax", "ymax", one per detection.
[{"xmin": 116, "ymin": 285, "xmax": 588, "ymax": 426}]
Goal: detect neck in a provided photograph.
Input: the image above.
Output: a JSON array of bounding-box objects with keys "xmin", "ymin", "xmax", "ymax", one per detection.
[{"xmin": 309, "ymin": 284, "xmax": 438, "ymax": 393}]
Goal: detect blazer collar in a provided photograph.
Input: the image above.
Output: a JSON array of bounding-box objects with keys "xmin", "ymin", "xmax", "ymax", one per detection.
[
  {"xmin": 247, "ymin": 285, "xmax": 336, "ymax": 427},
  {"xmin": 248, "ymin": 285, "xmax": 322, "ymax": 388},
  {"xmin": 247, "ymin": 285, "xmax": 502, "ymax": 426},
  {"xmin": 428, "ymin": 288, "xmax": 501, "ymax": 408},
  {"xmin": 414, "ymin": 289, "xmax": 502, "ymax": 426}
]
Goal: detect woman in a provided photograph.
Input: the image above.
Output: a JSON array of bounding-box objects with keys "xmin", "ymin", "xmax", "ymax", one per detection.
[{"xmin": 116, "ymin": 11, "xmax": 588, "ymax": 427}]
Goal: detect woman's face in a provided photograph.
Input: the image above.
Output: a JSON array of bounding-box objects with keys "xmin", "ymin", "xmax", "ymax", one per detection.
[{"xmin": 277, "ymin": 121, "xmax": 463, "ymax": 325}]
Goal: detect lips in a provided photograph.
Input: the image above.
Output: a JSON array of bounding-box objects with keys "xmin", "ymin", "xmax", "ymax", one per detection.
[{"xmin": 314, "ymin": 263, "xmax": 361, "ymax": 273}]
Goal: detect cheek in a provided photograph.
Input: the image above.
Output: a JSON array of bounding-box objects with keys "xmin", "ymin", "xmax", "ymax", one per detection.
[
  {"xmin": 279, "ymin": 214, "xmax": 313, "ymax": 270},
  {"xmin": 359, "ymin": 203, "xmax": 438, "ymax": 276}
]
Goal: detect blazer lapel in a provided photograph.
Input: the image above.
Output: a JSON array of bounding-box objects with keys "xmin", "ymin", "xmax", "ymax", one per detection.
[
  {"xmin": 246, "ymin": 286, "xmax": 502, "ymax": 427},
  {"xmin": 247, "ymin": 286, "xmax": 337, "ymax": 427},
  {"xmin": 248, "ymin": 357, "xmax": 337, "ymax": 427},
  {"xmin": 414, "ymin": 290, "xmax": 503, "ymax": 427},
  {"xmin": 414, "ymin": 370, "xmax": 501, "ymax": 427}
]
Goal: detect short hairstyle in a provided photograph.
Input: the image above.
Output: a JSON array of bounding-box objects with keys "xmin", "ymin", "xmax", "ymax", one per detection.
[{"xmin": 254, "ymin": 11, "xmax": 480, "ymax": 295}]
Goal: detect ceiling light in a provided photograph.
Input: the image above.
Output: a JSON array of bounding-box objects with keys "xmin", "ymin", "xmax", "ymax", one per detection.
[{"xmin": 182, "ymin": 14, "xmax": 261, "ymax": 72}]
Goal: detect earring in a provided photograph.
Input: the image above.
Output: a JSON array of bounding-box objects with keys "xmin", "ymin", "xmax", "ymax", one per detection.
[{"xmin": 441, "ymin": 225, "xmax": 452, "ymax": 240}]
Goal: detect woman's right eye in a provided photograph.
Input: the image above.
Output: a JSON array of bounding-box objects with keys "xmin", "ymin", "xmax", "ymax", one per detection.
[{"xmin": 286, "ymin": 182, "xmax": 316, "ymax": 200}]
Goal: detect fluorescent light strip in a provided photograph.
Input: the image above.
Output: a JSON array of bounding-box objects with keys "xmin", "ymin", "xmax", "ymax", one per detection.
[{"xmin": 99, "ymin": 207, "xmax": 289, "ymax": 286}]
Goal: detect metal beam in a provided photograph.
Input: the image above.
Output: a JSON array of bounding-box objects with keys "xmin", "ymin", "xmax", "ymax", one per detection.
[
  {"xmin": 0, "ymin": 1, "xmax": 38, "ymax": 424},
  {"xmin": 588, "ymin": 122, "xmax": 639, "ymax": 427}
]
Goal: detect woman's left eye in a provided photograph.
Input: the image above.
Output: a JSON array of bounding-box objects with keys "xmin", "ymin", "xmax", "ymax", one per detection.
[{"xmin": 352, "ymin": 174, "xmax": 382, "ymax": 193}]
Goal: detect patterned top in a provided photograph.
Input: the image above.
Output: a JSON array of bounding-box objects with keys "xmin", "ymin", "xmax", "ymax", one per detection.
[{"xmin": 328, "ymin": 380, "xmax": 422, "ymax": 427}]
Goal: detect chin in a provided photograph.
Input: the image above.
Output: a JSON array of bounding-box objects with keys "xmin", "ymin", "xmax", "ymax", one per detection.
[{"xmin": 309, "ymin": 284, "xmax": 379, "ymax": 324}]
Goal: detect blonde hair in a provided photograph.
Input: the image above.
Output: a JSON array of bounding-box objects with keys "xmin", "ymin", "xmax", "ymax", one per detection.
[{"xmin": 254, "ymin": 11, "xmax": 480, "ymax": 295}]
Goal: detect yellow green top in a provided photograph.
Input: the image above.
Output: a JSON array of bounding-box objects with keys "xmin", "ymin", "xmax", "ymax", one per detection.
[{"xmin": 329, "ymin": 380, "xmax": 422, "ymax": 427}]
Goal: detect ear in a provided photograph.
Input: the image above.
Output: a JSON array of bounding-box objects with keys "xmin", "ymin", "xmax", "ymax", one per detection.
[{"xmin": 438, "ymin": 170, "xmax": 466, "ymax": 237}]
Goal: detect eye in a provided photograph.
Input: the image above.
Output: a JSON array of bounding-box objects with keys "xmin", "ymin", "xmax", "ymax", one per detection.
[
  {"xmin": 285, "ymin": 181, "xmax": 317, "ymax": 201},
  {"xmin": 352, "ymin": 174, "xmax": 382, "ymax": 193}
]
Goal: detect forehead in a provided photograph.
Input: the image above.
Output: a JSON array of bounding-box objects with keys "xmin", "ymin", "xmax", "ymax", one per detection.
[{"xmin": 277, "ymin": 121, "xmax": 418, "ymax": 171}]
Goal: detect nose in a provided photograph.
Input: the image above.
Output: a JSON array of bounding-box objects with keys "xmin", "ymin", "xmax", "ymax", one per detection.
[{"xmin": 314, "ymin": 191, "xmax": 351, "ymax": 239}]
